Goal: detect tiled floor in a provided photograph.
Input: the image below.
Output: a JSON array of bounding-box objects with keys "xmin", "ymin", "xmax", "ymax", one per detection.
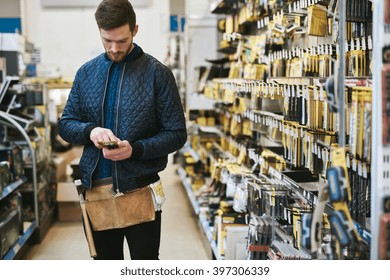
[{"xmin": 22, "ymin": 163, "xmax": 210, "ymax": 260}]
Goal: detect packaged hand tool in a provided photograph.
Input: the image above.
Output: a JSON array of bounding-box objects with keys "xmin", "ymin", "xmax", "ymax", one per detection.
[
  {"xmin": 327, "ymin": 147, "xmax": 361, "ymax": 249},
  {"xmin": 310, "ymin": 184, "xmax": 329, "ymax": 252},
  {"xmin": 327, "ymin": 166, "xmax": 348, "ymax": 202},
  {"xmin": 301, "ymin": 213, "xmax": 312, "ymax": 250},
  {"xmin": 329, "ymin": 207, "xmax": 358, "ymax": 247}
]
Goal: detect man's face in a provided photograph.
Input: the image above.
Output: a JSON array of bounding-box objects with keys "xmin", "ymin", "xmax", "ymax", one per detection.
[{"xmin": 100, "ymin": 24, "xmax": 138, "ymax": 62}]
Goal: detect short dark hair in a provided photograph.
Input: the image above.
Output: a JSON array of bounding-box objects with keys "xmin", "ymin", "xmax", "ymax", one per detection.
[{"xmin": 95, "ymin": 0, "xmax": 136, "ymax": 31}]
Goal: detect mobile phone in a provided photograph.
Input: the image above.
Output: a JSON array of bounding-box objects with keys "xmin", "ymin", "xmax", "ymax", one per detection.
[{"xmin": 98, "ymin": 140, "xmax": 119, "ymax": 149}]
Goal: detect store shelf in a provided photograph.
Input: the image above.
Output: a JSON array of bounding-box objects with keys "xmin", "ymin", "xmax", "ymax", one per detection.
[
  {"xmin": 3, "ymin": 221, "xmax": 37, "ymax": 260},
  {"xmin": 185, "ymin": 0, "xmax": 375, "ymax": 260},
  {"xmin": 177, "ymin": 167, "xmax": 200, "ymax": 214},
  {"xmin": 182, "ymin": 143, "xmax": 201, "ymax": 163},
  {"xmin": 267, "ymin": 166, "xmax": 372, "ymax": 244},
  {"xmin": 197, "ymin": 125, "xmax": 223, "ymax": 136},
  {"xmin": 178, "ymin": 166, "xmax": 224, "ymax": 260},
  {"xmin": 199, "ymin": 210, "xmax": 223, "ymax": 260},
  {"xmin": 0, "ymin": 81, "xmax": 56, "ymax": 258},
  {"xmin": 0, "ymin": 177, "xmax": 27, "ymax": 201}
]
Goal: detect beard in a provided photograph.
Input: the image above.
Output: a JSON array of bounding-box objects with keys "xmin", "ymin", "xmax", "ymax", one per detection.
[
  {"xmin": 106, "ymin": 43, "xmax": 134, "ymax": 62},
  {"xmin": 107, "ymin": 52, "xmax": 126, "ymax": 62}
]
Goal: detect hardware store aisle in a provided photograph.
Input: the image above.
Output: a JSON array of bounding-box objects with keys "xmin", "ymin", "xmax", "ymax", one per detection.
[{"xmin": 23, "ymin": 163, "xmax": 210, "ymax": 260}]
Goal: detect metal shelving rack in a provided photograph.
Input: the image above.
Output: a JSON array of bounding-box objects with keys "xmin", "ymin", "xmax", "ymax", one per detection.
[
  {"xmin": 0, "ymin": 110, "xmax": 39, "ymax": 260},
  {"xmin": 174, "ymin": 0, "xmax": 381, "ymax": 260}
]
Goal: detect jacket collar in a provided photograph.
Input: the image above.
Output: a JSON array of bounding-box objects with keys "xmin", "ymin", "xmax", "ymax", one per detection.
[{"xmin": 103, "ymin": 43, "xmax": 144, "ymax": 62}]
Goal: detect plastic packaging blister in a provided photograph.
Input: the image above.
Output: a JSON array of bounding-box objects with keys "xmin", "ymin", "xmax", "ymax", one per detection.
[{"xmin": 149, "ymin": 180, "xmax": 166, "ymax": 211}]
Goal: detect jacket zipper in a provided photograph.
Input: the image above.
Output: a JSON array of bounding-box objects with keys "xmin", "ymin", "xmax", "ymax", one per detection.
[
  {"xmin": 114, "ymin": 62, "xmax": 127, "ymax": 192},
  {"xmin": 89, "ymin": 61, "xmax": 113, "ymax": 188}
]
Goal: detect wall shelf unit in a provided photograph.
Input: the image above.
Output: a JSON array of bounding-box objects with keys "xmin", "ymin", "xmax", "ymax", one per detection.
[{"xmin": 178, "ymin": 0, "xmax": 376, "ymax": 260}]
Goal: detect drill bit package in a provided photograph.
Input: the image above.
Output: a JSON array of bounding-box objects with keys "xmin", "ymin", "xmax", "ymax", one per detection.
[{"xmin": 307, "ymin": 5, "xmax": 329, "ymax": 37}]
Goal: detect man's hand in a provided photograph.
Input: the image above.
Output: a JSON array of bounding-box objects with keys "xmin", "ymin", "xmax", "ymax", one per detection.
[
  {"xmin": 90, "ymin": 127, "xmax": 120, "ymax": 149},
  {"xmin": 90, "ymin": 127, "xmax": 132, "ymax": 160},
  {"xmin": 102, "ymin": 140, "xmax": 133, "ymax": 161}
]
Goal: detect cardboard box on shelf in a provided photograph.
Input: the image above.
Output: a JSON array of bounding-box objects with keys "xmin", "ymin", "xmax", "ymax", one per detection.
[
  {"xmin": 53, "ymin": 147, "xmax": 82, "ymax": 182},
  {"xmin": 56, "ymin": 181, "xmax": 81, "ymax": 222}
]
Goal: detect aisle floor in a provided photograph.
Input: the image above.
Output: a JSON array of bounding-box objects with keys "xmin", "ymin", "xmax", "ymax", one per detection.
[{"xmin": 23, "ymin": 163, "xmax": 210, "ymax": 260}]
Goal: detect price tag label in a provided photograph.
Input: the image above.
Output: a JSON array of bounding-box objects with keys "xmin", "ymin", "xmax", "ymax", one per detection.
[
  {"xmin": 358, "ymin": 161, "xmax": 362, "ymax": 177},
  {"xmin": 363, "ymin": 163, "xmax": 368, "ymax": 178},
  {"xmin": 269, "ymin": 167, "xmax": 282, "ymax": 181},
  {"xmin": 259, "ymin": 155, "xmax": 264, "ymax": 165},
  {"xmin": 288, "ymin": 210, "xmax": 292, "ymax": 224},
  {"xmin": 352, "ymin": 158, "xmax": 357, "ymax": 171}
]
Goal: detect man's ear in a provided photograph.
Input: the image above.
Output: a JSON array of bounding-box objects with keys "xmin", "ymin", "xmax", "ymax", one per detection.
[{"xmin": 133, "ymin": 24, "xmax": 139, "ymax": 37}]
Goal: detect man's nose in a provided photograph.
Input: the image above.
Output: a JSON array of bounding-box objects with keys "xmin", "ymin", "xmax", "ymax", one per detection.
[{"xmin": 110, "ymin": 43, "xmax": 119, "ymax": 53}]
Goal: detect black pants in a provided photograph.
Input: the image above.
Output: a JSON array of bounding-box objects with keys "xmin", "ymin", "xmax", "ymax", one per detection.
[{"xmin": 87, "ymin": 211, "xmax": 161, "ymax": 260}]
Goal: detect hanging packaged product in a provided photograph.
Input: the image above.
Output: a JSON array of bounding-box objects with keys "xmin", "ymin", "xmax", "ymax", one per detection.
[
  {"xmin": 307, "ymin": 5, "xmax": 329, "ymax": 37},
  {"xmin": 232, "ymin": 176, "xmax": 248, "ymax": 213}
]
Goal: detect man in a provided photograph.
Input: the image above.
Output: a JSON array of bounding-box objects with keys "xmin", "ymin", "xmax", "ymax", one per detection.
[{"xmin": 58, "ymin": 0, "xmax": 187, "ymax": 260}]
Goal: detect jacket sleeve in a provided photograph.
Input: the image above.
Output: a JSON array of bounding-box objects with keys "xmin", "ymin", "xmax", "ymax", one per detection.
[
  {"xmin": 132, "ymin": 64, "xmax": 187, "ymax": 160},
  {"xmin": 57, "ymin": 68, "xmax": 97, "ymax": 145}
]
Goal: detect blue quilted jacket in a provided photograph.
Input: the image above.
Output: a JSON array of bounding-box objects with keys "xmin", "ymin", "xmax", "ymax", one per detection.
[{"xmin": 58, "ymin": 45, "xmax": 187, "ymax": 192}]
